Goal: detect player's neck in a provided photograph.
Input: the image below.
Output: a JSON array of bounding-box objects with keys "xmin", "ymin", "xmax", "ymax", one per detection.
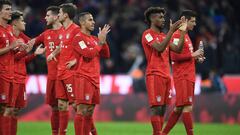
[
  {"xmin": 150, "ymin": 25, "xmax": 161, "ymax": 33},
  {"xmin": 12, "ymin": 27, "xmax": 21, "ymax": 37},
  {"xmin": 81, "ymin": 28, "xmax": 91, "ymax": 36},
  {"xmin": 0, "ymin": 18, "xmax": 8, "ymax": 28},
  {"xmin": 52, "ymin": 21, "xmax": 62, "ymax": 30},
  {"xmin": 62, "ymin": 19, "xmax": 73, "ymax": 29}
]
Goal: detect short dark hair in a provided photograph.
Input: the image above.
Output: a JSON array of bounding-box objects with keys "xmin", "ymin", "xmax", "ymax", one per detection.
[
  {"xmin": 180, "ymin": 10, "xmax": 197, "ymax": 20},
  {"xmin": 0, "ymin": 0, "xmax": 12, "ymax": 11},
  {"xmin": 46, "ymin": 6, "xmax": 60, "ymax": 15},
  {"xmin": 144, "ymin": 7, "xmax": 166, "ymax": 25},
  {"xmin": 59, "ymin": 3, "xmax": 77, "ymax": 20},
  {"xmin": 78, "ymin": 12, "xmax": 91, "ymax": 21},
  {"xmin": 9, "ymin": 10, "xmax": 23, "ymax": 24}
]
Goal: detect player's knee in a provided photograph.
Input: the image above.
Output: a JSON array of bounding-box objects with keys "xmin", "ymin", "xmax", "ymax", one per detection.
[
  {"xmin": 174, "ymin": 106, "xmax": 183, "ymax": 113},
  {"xmin": 4, "ymin": 107, "xmax": 14, "ymax": 116},
  {"xmin": 183, "ymin": 105, "xmax": 192, "ymax": 112},
  {"xmin": 151, "ymin": 105, "xmax": 166, "ymax": 116},
  {"xmin": 87, "ymin": 105, "xmax": 95, "ymax": 115},
  {"xmin": 77, "ymin": 104, "xmax": 88, "ymax": 116},
  {"xmin": 13, "ymin": 108, "xmax": 20, "ymax": 116},
  {"xmin": 51, "ymin": 105, "xmax": 59, "ymax": 111},
  {"xmin": 58, "ymin": 100, "xmax": 68, "ymax": 111}
]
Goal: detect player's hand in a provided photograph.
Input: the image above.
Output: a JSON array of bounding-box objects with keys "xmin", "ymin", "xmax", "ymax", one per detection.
[
  {"xmin": 192, "ymin": 49, "xmax": 204, "ymax": 59},
  {"xmin": 10, "ymin": 39, "xmax": 25, "ymax": 50},
  {"xmin": 28, "ymin": 39, "xmax": 36, "ymax": 46},
  {"xmin": 25, "ymin": 44, "xmax": 34, "ymax": 53},
  {"xmin": 66, "ymin": 59, "xmax": 77, "ymax": 69},
  {"xmin": 169, "ymin": 19, "xmax": 182, "ymax": 33},
  {"xmin": 34, "ymin": 44, "xmax": 45, "ymax": 55},
  {"xmin": 98, "ymin": 24, "xmax": 111, "ymax": 45},
  {"xmin": 197, "ymin": 56, "xmax": 206, "ymax": 63},
  {"xmin": 179, "ymin": 16, "xmax": 188, "ymax": 32},
  {"xmin": 47, "ymin": 52, "xmax": 57, "ymax": 62}
]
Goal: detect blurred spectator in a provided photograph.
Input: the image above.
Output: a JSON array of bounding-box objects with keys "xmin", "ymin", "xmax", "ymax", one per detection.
[{"xmin": 9, "ymin": 0, "xmax": 240, "ymax": 76}]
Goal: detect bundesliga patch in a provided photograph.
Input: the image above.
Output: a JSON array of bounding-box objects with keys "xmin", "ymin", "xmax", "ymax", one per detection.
[
  {"xmin": 145, "ymin": 33, "xmax": 153, "ymax": 42},
  {"xmin": 173, "ymin": 38, "xmax": 179, "ymax": 45},
  {"xmin": 79, "ymin": 41, "xmax": 87, "ymax": 49}
]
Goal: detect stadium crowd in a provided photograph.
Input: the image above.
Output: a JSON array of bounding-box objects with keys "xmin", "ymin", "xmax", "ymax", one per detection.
[{"xmin": 10, "ymin": 0, "xmax": 240, "ymax": 76}]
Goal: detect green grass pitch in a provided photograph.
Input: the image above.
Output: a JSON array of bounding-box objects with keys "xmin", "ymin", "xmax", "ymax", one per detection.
[{"xmin": 18, "ymin": 121, "xmax": 240, "ymax": 135}]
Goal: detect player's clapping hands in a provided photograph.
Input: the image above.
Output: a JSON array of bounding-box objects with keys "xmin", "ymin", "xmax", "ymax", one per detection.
[
  {"xmin": 169, "ymin": 19, "xmax": 182, "ymax": 33},
  {"xmin": 98, "ymin": 24, "xmax": 111, "ymax": 45},
  {"xmin": 179, "ymin": 16, "xmax": 188, "ymax": 32}
]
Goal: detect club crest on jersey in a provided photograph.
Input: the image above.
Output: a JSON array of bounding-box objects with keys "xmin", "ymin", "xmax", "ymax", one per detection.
[
  {"xmin": 78, "ymin": 41, "xmax": 87, "ymax": 49},
  {"xmin": 1, "ymin": 94, "xmax": 6, "ymax": 100},
  {"xmin": 47, "ymin": 36, "xmax": 51, "ymax": 39},
  {"xmin": 66, "ymin": 34, "xmax": 70, "ymax": 39},
  {"xmin": 59, "ymin": 35, "xmax": 63, "ymax": 39},
  {"xmin": 156, "ymin": 96, "xmax": 161, "ymax": 102},
  {"xmin": 189, "ymin": 96, "xmax": 192, "ymax": 102},
  {"xmin": 2, "ymin": 33, "xmax": 6, "ymax": 37},
  {"xmin": 85, "ymin": 94, "xmax": 90, "ymax": 100},
  {"xmin": 145, "ymin": 33, "xmax": 153, "ymax": 42},
  {"xmin": 94, "ymin": 40, "xmax": 98, "ymax": 45}
]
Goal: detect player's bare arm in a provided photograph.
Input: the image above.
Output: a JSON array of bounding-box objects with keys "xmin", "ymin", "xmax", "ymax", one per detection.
[
  {"xmin": 151, "ymin": 20, "xmax": 182, "ymax": 52},
  {"xmin": 65, "ymin": 58, "xmax": 77, "ymax": 69},
  {"xmin": 47, "ymin": 46, "xmax": 60, "ymax": 62},
  {"xmin": 0, "ymin": 39, "xmax": 24, "ymax": 55}
]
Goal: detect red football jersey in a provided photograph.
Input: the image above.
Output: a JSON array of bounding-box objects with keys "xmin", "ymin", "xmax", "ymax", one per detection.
[
  {"xmin": 13, "ymin": 32, "xmax": 34, "ymax": 84},
  {"xmin": 73, "ymin": 32, "xmax": 110, "ymax": 88},
  {"xmin": 35, "ymin": 28, "xmax": 63, "ymax": 80},
  {"xmin": 57, "ymin": 23, "xmax": 80, "ymax": 80},
  {"xmin": 0, "ymin": 25, "xmax": 15, "ymax": 82},
  {"xmin": 170, "ymin": 30, "xmax": 195, "ymax": 82},
  {"xmin": 141, "ymin": 29, "xmax": 170, "ymax": 78}
]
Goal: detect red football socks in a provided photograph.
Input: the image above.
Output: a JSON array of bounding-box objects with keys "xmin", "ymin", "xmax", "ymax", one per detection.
[
  {"xmin": 182, "ymin": 112, "xmax": 194, "ymax": 135},
  {"xmin": 59, "ymin": 111, "xmax": 69, "ymax": 135},
  {"xmin": 2, "ymin": 116, "xmax": 11, "ymax": 135},
  {"xmin": 0, "ymin": 113, "xmax": 3, "ymax": 135},
  {"xmin": 11, "ymin": 116, "xmax": 17, "ymax": 135},
  {"xmin": 151, "ymin": 115, "xmax": 163, "ymax": 135},
  {"xmin": 90, "ymin": 117, "xmax": 97, "ymax": 135},
  {"xmin": 162, "ymin": 111, "xmax": 182, "ymax": 134},
  {"xmin": 74, "ymin": 114, "xmax": 84, "ymax": 135},
  {"xmin": 51, "ymin": 110, "xmax": 59, "ymax": 135}
]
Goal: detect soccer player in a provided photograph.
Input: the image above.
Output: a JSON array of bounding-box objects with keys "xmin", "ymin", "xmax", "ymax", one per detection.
[
  {"xmin": 141, "ymin": 7, "xmax": 187, "ymax": 135},
  {"xmin": 162, "ymin": 10, "xmax": 204, "ymax": 135},
  {"xmin": 0, "ymin": 1, "xmax": 24, "ymax": 134},
  {"xmin": 33, "ymin": 6, "xmax": 63, "ymax": 135},
  {"xmin": 9, "ymin": 10, "xmax": 44, "ymax": 135},
  {"xmin": 57, "ymin": 3, "xmax": 80, "ymax": 135},
  {"xmin": 72, "ymin": 12, "xmax": 110, "ymax": 135}
]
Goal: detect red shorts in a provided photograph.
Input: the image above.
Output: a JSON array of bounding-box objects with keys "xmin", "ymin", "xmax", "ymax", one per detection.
[
  {"xmin": 0, "ymin": 78, "xmax": 12, "ymax": 104},
  {"xmin": 74, "ymin": 76, "xmax": 100, "ymax": 105},
  {"xmin": 146, "ymin": 75, "xmax": 171, "ymax": 107},
  {"xmin": 56, "ymin": 76, "xmax": 75, "ymax": 104},
  {"xmin": 174, "ymin": 79, "xmax": 195, "ymax": 107},
  {"xmin": 9, "ymin": 83, "xmax": 27, "ymax": 108},
  {"xmin": 46, "ymin": 79, "xmax": 58, "ymax": 106}
]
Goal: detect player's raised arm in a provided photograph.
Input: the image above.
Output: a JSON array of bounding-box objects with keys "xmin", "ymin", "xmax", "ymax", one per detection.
[{"xmin": 170, "ymin": 17, "xmax": 188, "ymax": 53}]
